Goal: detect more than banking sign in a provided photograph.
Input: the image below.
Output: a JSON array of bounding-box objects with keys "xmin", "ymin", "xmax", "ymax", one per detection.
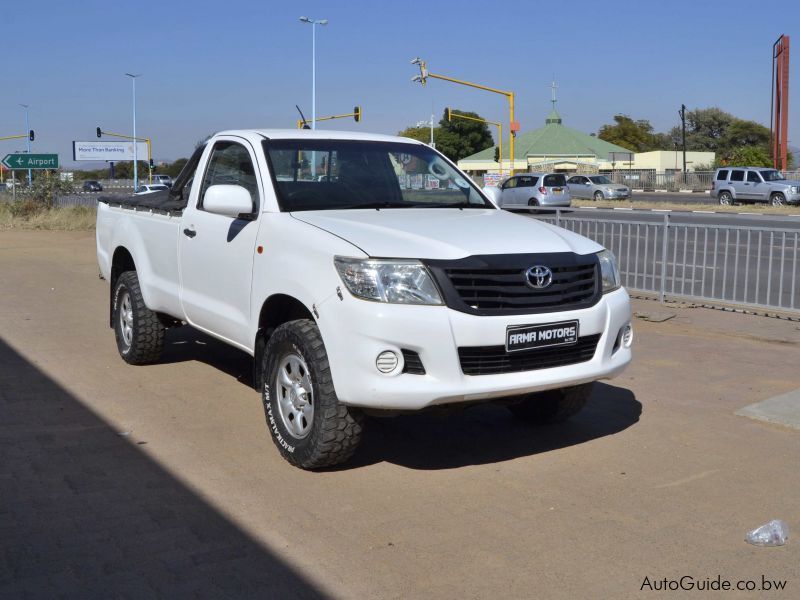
[{"xmin": 73, "ymin": 141, "xmax": 149, "ymax": 162}]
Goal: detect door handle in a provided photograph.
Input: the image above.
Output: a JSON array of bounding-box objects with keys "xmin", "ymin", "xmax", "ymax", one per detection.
[{"xmin": 183, "ymin": 228, "xmax": 197, "ymax": 238}]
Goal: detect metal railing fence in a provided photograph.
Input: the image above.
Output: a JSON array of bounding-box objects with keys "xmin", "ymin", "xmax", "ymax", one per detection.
[{"xmin": 535, "ymin": 209, "xmax": 799, "ymax": 314}]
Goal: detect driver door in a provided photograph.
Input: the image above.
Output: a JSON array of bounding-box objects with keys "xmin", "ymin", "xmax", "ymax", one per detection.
[{"xmin": 178, "ymin": 138, "xmax": 263, "ymax": 349}]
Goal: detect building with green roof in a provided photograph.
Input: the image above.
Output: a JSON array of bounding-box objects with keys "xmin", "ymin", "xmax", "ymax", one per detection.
[{"xmin": 457, "ymin": 106, "xmax": 634, "ymax": 176}]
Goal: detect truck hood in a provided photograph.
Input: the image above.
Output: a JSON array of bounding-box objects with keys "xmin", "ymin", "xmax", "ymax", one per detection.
[{"xmin": 291, "ymin": 208, "xmax": 602, "ymax": 259}]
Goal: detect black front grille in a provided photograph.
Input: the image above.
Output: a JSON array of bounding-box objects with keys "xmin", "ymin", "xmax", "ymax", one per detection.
[
  {"xmin": 425, "ymin": 253, "xmax": 600, "ymax": 316},
  {"xmin": 458, "ymin": 334, "xmax": 601, "ymax": 375}
]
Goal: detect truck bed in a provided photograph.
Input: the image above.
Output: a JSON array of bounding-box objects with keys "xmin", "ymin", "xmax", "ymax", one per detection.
[{"xmin": 98, "ymin": 190, "xmax": 187, "ymax": 215}]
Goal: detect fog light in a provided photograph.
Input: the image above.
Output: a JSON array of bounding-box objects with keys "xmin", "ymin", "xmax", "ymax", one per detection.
[
  {"xmin": 376, "ymin": 351, "xmax": 399, "ymax": 373},
  {"xmin": 622, "ymin": 324, "xmax": 633, "ymax": 348}
]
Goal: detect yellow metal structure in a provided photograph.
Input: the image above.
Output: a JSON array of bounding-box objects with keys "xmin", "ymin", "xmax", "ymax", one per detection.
[
  {"xmin": 99, "ymin": 129, "xmax": 153, "ymax": 183},
  {"xmin": 412, "ymin": 59, "xmax": 517, "ymax": 174},
  {"xmin": 446, "ymin": 108, "xmax": 504, "ymax": 175},
  {"xmin": 296, "ymin": 107, "xmax": 363, "ymax": 129}
]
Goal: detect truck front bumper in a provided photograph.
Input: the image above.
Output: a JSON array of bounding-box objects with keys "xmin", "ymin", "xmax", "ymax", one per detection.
[{"xmin": 319, "ymin": 287, "xmax": 632, "ymax": 410}]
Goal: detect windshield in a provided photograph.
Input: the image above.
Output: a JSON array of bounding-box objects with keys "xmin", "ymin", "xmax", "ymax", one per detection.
[
  {"xmin": 263, "ymin": 140, "xmax": 492, "ymax": 211},
  {"xmin": 589, "ymin": 176, "xmax": 612, "ymax": 184},
  {"xmin": 760, "ymin": 170, "xmax": 786, "ymax": 181}
]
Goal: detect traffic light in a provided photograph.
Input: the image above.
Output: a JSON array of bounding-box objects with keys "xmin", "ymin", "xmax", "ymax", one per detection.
[
  {"xmin": 29, "ymin": 130, "xmax": 35, "ymax": 141},
  {"xmin": 149, "ymin": 158, "xmax": 154, "ymax": 170},
  {"xmin": 354, "ymin": 106, "xmax": 361, "ymax": 122},
  {"xmin": 96, "ymin": 127, "xmax": 102, "ymax": 138}
]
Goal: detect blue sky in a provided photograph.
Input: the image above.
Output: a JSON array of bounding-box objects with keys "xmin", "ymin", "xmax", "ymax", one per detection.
[{"xmin": 2, "ymin": 0, "xmax": 798, "ymax": 167}]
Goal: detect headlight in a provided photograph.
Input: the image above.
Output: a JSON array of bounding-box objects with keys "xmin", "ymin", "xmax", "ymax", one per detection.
[
  {"xmin": 597, "ymin": 250, "xmax": 621, "ymax": 293},
  {"xmin": 791, "ymin": 186, "xmax": 799, "ymax": 194},
  {"xmin": 334, "ymin": 257, "xmax": 443, "ymax": 305}
]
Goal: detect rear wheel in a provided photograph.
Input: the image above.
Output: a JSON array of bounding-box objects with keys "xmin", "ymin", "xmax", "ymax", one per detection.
[
  {"xmin": 528, "ymin": 198, "xmax": 539, "ymax": 207},
  {"xmin": 718, "ymin": 191, "xmax": 733, "ymax": 206},
  {"xmin": 770, "ymin": 193, "xmax": 786, "ymax": 207},
  {"xmin": 112, "ymin": 271, "xmax": 165, "ymax": 364},
  {"xmin": 593, "ymin": 191, "xmax": 604, "ymax": 201},
  {"xmin": 507, "ymin": 383, "xmax": 593, "ymax": 424},
  {"xmin": 262, "ymin": 319, "xmax": 364, "ymax": 469}
]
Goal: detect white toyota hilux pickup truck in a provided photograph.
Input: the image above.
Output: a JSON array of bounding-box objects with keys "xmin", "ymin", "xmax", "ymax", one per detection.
[{"xmin": 96, "ymin": 129, "xmax": 632, "ymax": 469}]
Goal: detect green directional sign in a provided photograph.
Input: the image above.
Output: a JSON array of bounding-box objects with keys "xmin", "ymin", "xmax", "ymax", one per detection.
[{"xmin": 2, "ymin": 153, "xmax": 59, "ymax": 170}]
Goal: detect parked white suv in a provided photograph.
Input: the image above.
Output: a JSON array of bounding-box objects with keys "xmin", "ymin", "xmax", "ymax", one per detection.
[
  {"xmin": 96, "ymin": 130, "xmax": 632, "ymax": 469},
  {"xmin": 712, "ymin": 167, "xmax": 800, "ymax": 206}
]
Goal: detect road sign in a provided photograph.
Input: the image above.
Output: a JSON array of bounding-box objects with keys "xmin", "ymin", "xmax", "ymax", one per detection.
[
  {"xmin": 73, "ymin": 141, "xmax": 148, "ymax": 162},
  {"xmin": 2, "ymin": 153, "xmax": 59, "ymax": 170}
]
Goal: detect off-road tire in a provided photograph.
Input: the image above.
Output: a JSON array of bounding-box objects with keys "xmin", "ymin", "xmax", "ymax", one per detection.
[
  {"xmin": 593, "ymin": 191, "xmax": 604, "ymax": 201},
  {"xmin": 507, "ymin": 383, "xmax": 593, "ymax": 424},
  {"xmin": 262, "ymin": 319, "xmax": 364, "ymax": 469},
  {"xmin": 718, "ymin": 191, "xmax": 733, "ymax": 206},
  {"xmin": 113, "ymin": 271, "xmax": 165, "ymax": 365},
  {"xmin": 770, "ymin": 193, "xmax": 786, "ymax": 207}
]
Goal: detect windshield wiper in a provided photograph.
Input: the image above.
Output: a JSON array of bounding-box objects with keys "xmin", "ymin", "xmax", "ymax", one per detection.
[
  {"xmin": 338, "ymin": 202, "xmax": 413, "ymax": 210},
  {"xmin": 407, "ymin": 202, "xmax": 485, "ymax": 209}
]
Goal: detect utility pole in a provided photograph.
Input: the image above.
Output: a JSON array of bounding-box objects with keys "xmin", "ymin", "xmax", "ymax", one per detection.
[
  {"xmin": 125, "ymin": 73, "xmax": 141, "ymax": 190},
  {"xmin": 679, "ymin": 104, "xmax": 687, "ymax": 175}
]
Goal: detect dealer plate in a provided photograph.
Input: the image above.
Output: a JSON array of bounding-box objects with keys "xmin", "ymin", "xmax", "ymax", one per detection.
[{"xmin": 505, "ymin": 320, "xmax": 579, "ymax": 353}]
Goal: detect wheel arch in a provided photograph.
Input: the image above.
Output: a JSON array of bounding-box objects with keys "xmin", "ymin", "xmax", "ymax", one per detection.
[
  {"xmin": 109, "ymin": 246, "xmax": 136, "ymax": 327},
  {"xmin": 253, "ymin": 294, "xmax": 316, "ymax": 389}
]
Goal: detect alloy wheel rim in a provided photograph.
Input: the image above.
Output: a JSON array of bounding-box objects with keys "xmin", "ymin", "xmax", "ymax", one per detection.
[
  {"xmin": 119, "ymin": 291, "xmax": 133, "ymax": 347},
  {"xmin": 275, "ymin": 352, "xmax": 314, "ymax": 439}
]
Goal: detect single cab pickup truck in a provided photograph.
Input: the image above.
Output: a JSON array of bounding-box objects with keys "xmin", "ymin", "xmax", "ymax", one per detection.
[{"xmin": 97, "ymin": 130, "xmax": 632, "ymax": 469}]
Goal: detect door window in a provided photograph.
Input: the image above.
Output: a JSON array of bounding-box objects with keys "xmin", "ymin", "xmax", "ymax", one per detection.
[
  {"xmin": 199, "ymin": 141, "xmax": 259, "ymax": 210},
  {"xmin": 715, "ymin": 170, "xmax": 729, "ymax": 181},
  {"xmin": 746, "ymin": 171, "xmax": 761, "ymax": 183},
  {"xmin": 518, "ymin": 176, "xmax": 534, "ymax": 187},
  {"xmin": 503, "ymin": 177, "xmax": 517, "ymax": 189},
  {"xmin": 730, "ymin": 170, "xmax": 744, "ymax": 182}
]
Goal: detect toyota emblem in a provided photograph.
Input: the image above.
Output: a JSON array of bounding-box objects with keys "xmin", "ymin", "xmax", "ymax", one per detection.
[{"xmin": 525, "ymin": 265, "xmax": 553, "ymax": 289}]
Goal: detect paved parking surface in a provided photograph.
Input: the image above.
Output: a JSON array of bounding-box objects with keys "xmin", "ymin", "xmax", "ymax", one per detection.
[{"xmin": 1, "ymin": 231, "xmax": 799, "ymax": 598}]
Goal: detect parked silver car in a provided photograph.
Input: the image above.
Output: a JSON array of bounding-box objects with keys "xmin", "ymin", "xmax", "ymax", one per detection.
[
  {"xmin": 485, "ymin": 172, "xmax": 571, "ymax": 208},
  {"xmin": 567, "ymin": 175, "xmax": 630, "ymax": 201},
  {"xmin": 712, "ymin": 167, "xmax": 800, "ymax": 206}
]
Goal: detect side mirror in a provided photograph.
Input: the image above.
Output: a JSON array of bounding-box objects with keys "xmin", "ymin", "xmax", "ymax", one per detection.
[{"xmin": 203, "ymin": 184, "xmax": 255, "ymax": 218}]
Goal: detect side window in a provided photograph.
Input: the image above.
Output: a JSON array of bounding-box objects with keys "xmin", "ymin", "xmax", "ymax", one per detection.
[
  {"xmin": 716, "ymin": 170, "xmax": 729, "ymax": 181},
  {"xmin": 503, "ymin": 177, "xmax": 517, "ymax": 189},
  {"xmin": 518, "ymin": 176, "xmax": 532, "ymax": 187},
  {"xmin": 199, "ymin": 141, "xmax": 259, "ymax": 210},
  {"xmin": 730, "ymin": 170, "xmax": 744, "ymax": 182},
  {"xmin": 567, "ymin": 176, "xmax": 579, "ymax": 184},
  {"xmin": 746, "ymin": 171, "xmax": 761, "ymax": 183}
]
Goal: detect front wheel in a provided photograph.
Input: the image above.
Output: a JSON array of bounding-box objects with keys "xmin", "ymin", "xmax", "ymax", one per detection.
[
  {"xmin": 262, "ymin": 319, "xmax": 364, "ymax": 469},
  {"xmin": 507, "ymin": 383, "xmax": 593, "ymax": 424},
  {"xmin": 113, "ymin": 271, "xmax": 165, "ymax": 364},
  {"xmin": 770, "ymin": 193, "xmax": 786, "ymax": 207}
]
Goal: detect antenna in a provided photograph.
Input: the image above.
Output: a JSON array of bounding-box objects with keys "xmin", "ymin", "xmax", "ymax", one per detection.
[{"xmin": 295, "ymin": 105, "xmax": 311, "ymax": 129}]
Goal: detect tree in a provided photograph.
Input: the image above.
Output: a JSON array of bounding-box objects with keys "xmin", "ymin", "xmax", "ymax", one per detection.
[
  {"xmin": 722, "ymin": 145, "xmax": 772, "ymax": 167},
  {"xmin": 436, "ymin": 109, "xmax": 494, "ymax": 163},
  {"xmin": 397, "ymin": 109, "xmax": 495, "ymax": 163},
  {"xmin": 597, "ymin": 115, "xmax": 659, "ymax": 152},
  {"xmin": 397, "ymin": 126, "xmax": 432, "ymax": 145}
]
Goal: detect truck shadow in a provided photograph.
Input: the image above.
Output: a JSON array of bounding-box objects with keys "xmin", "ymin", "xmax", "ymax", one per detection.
[
  {"xmin": 157, "ymin": 328, "xmax": 641, "ymax": 471},
  {"xmin": 338, "ymin": 383, "xmax": 641, "ymax": 471},
  {"xmin": 0, "ymin": 336, "xmax": 326, "ymax": 599}
]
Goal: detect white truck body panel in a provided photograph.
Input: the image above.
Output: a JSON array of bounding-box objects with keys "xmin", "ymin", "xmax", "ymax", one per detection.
[{"xmin": 97, "ymin": 129, "xmax": 631, "ymax": 410}]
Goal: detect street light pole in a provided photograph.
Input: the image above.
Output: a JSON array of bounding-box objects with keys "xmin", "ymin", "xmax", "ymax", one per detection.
[
  {"xmin": 299, "ymin": 16, "xmax": 328, "ymax": 130},
  {"xmin": 126, "ymin": 73, "xmax": 141, "ymax": 190},
  {"xmin": 20, "ymin": 104, "xmax": 31, "ymax": 186}
]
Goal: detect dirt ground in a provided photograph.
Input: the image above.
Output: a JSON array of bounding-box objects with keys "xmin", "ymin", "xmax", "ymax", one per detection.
[{"xmin": 1, "ymin": 230, "xmax": 799, "ymax": 598}]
